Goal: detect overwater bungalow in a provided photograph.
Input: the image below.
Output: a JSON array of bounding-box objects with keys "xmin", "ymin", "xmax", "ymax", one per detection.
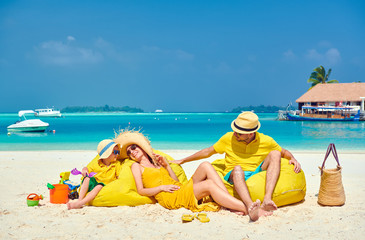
[{"xmin": 280, "ymin": 83, "xmax": 365, "ymax": 121}]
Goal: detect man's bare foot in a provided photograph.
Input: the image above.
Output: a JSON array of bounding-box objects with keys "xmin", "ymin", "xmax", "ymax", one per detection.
[
  {"xmin": 261, "ymin": 199, "xmax": 277, "ymax": 211},
  {"xmin": 248, "ymin": 199, "xmax": 261, "ymax": 221},
  {"xmin": 67, "ymin": 201, "xmax": 83, "ymax": 210},
  {"xmin": 249, "ymin": 200, "xmax": 274, "ymax": 221}
]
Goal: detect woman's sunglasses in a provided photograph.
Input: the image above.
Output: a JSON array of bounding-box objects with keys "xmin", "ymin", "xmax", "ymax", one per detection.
[
  {"xmin": 113, "ymin": 150, "xmax": 120, "ymax": 155},
  {"xmin": 126, "ymin": 144, "xmax": 137, "ymax": 156}
]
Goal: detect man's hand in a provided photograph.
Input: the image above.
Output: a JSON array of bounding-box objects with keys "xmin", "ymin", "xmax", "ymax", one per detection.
[
  {"xmin": 171, "ymin": 146, "xmax": 216, "ymax": 165},
  {"xmin": 289, "ymin": 158, "xmax": 301, "ymax": 173},
  {"xmin": 171, "ymin": 159, "xmax": 184, "ymax": 165}
]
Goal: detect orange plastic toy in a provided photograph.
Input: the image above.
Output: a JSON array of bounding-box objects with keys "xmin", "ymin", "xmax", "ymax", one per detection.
[
  {"xmin": 27, "ymin": 193, "xmax": 43, "ymax": 207},
  {"xmin": 49, "ymin": 184, "xmax": 69, "ymax": 204}
]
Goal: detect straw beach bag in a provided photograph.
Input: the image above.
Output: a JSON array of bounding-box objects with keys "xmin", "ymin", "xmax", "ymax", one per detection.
[{"xmin": 318, "ymin": 143, "xmax": 346, "ymax": 206}]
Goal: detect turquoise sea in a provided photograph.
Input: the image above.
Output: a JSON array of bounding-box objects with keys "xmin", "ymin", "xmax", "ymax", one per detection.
[{"xmin": 0, "ymin": 113, "xmax": 364, "ymax": 151}]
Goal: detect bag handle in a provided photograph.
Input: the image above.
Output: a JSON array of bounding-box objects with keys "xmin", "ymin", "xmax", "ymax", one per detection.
[{"xmin": 320, "ymin": 143, "xmax": 341, "ymax": 175}]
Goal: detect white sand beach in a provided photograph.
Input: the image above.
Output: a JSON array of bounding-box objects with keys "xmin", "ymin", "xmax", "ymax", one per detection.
[{"xmin": 1, "ymin": 150, "xmax": 364, "ymax": 240}]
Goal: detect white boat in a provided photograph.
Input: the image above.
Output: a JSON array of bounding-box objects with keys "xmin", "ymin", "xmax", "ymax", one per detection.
[
  {"xmin": 7, "ymin": 110, "xmax": 49, "ymax": 132},
  {"xmin": 35, "ymin": 108, "xmax": 62, "ymax": 117},
  {"xmin": 155, "ymin": 109, "xmax": 163, "ymax": 113}
]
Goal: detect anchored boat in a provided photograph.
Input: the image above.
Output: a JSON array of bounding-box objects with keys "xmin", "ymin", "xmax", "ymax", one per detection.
[
  {"xmin": 7, "ymin": 110, "xmax": 49, "ymax": 132},
  {"xmin": 35, "ymin": 108, "xmax": 62, "ymax": 117},
  {"xmin": 286, "ymin": 106, "xmax": 360, "ymax": 121}
]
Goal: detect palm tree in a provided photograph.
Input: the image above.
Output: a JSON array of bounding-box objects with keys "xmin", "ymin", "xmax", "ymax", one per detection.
[{"xmin": 307, "ymin": 65, "xmax": 338, "ymax": 90}]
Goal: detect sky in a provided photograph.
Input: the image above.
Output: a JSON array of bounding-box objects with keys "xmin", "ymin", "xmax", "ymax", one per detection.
[{"xmin": 1, "ymin": 0, "xmax": 364, "ymax": 112}]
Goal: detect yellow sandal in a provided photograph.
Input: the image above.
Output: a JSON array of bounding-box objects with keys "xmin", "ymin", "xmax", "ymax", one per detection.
[
  {"xmin": 182, "ymin": 214, "xmax": 194, "ymax": 223},
  {"xmin": 195, "ymin": 213, "xmax": 210, "ymax": 223}
]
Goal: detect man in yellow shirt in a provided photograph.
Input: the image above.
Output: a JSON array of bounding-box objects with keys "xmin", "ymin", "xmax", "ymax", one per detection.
[{"xmin": 175, "ymin": 112, "xmax": 301, "ymax": 218}]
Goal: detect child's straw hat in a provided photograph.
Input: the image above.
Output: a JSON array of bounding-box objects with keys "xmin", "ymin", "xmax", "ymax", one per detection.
[{"xmin": 97, "ymin": 139, "xmax": 118, "ymax": 159}]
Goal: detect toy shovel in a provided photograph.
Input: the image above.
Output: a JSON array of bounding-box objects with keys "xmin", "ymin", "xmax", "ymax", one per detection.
[{"xmin": 71, "ymin": 168, "xmax": 96, "ymax": 178}]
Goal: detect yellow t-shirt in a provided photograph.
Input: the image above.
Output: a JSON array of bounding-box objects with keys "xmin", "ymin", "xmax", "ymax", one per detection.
[
  {"xmin": 213, "ymin": 132, "xmax": 282, "ymax": 174},
  {"xmin": 87, "ymin": 157, "xmax": 122, "ymax": 185}
]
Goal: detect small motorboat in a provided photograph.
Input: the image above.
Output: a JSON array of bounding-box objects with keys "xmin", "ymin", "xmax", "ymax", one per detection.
[
  {"xmin": 34, "ymin": 108, "xmax": 62, "ymax": 117},
  {"xmin": 7, "ymin": 110, "xmax": 49, "ymax": 132}
]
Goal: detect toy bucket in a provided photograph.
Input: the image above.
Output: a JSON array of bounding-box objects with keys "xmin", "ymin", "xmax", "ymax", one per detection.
[{"xmin": 49, "ymin": 184, "xmax": 69, "ymax": 204}]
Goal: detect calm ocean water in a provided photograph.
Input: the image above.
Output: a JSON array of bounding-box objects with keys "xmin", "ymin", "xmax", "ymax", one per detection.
[{"xmin": 0, "ymin": 113, "xmax": 364, "ymax": 151}]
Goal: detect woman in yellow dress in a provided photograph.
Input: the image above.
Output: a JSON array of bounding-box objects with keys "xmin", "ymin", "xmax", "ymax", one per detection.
[{"xmin": 116, "ymin": 130, "xmax": 268, "ymax": 221}]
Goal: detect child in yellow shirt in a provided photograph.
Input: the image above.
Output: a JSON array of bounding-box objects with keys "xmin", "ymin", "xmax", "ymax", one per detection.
[{"xmin": 67, "ymin": 139, "xmax": 121, "ymax": 209}]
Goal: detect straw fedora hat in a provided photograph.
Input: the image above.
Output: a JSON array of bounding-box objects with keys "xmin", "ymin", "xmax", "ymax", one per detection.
[
  {"xmin": 97, "ymin": 139, "xmax": 119, "ymax": 159},
  {"xmin": 114, "ymin": 130, "xmax": 156, "ymax": 164},
  {"xmin": 231, "ymin": 111, "xmax": 261, "ymax": 134}
]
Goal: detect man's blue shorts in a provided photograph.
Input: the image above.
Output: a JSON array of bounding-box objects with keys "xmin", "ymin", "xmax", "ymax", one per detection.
[{"xmin": 223, "ymin": 162, "xmax": 264, "ymax": 184}]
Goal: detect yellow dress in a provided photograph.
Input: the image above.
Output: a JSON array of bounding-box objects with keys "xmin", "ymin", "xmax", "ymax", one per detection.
[{"xmin": 142, "ymin": 167, "xmax": 220, "ymax": 212}]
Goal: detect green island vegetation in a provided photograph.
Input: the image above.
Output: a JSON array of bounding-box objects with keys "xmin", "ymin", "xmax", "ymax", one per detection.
[
  {"xmin": 62, "ymin": 105, "xmax": 144, "ymax": 113},
  {"xmin": 231, "ymin": 105, "xmax": 288, "ymax": 113}
]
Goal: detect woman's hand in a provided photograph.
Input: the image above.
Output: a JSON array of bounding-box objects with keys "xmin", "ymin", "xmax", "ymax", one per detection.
[
  {"xmin": 159, "ymin": 184, "xmax": 180, "ymax": 193},
  {"xmin": 154, "ymin": 154, "xmax": 169, "ymax": 168}
]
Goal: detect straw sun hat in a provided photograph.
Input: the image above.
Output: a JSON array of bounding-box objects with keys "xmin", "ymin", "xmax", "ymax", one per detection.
[
  {"xmin": 231, "ymin": 111, "xmax": 261, "ymax": 134},
  {"xmin": 97, "ymin": 139, "xmax": 119, "ymax": 159},
  {"xmin": 114, "ymin": 130, "xmax": 156, "ymax": 164}
]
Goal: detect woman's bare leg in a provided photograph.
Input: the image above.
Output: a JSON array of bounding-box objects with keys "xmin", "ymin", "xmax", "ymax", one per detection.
[
  {"xmin": 194, "ymin": 179, "xmax": 247, "ymax": 213},
  {"xmin": 193, "ymin": 179, "xmax": 270, "ymax": 221},
  {"xmin": 191, "ymin": 161, "xmax": 228, "ymax": 193}
]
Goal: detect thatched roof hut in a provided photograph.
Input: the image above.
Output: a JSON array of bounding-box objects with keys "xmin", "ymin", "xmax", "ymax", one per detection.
[{"xmin": 296, "ymin": 83, "xmax": 365, "ymax": 110}]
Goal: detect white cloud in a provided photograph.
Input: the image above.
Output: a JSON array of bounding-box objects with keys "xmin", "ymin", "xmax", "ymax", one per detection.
[
  {"xmin": 283, "ymin": 50, "xmax": 296, "ymax": 60},
  {"xmin": 175, "ymin": 49, "xmax": 194, "ymax": 61},
  {"xmin": 35, "ymin": 37, "xmax": 103, "ymax": 66},
  {"xmin": 305, "ymin": 49, "xmax": 322, "ymax": 60},
  {"xmin": 94, "ymin": 37, "xmax": 137, "ymax": 66},
  {"xmin": 67, "ymin": 36, "xmax": 75, "ymax": 42},
  {"xmin": 94, "ymin": 38, "xmax": 117, "ymax": 57},
  {"xmin": 305, "ymin": 48, "xmax": 341, "ymax": 65},
  {"xmin": 325, "ymin": 48, "xmax": 341, "ymax": 65}
]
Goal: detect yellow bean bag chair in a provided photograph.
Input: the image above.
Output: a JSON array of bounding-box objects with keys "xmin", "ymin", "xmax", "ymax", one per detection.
[
  {"xmin": 211, "ymin": 158, "xmax": 306, "ymax": 207},
  {"xmin": 88, "ymin": 150, "xmax": 188, "ymax": 207}
]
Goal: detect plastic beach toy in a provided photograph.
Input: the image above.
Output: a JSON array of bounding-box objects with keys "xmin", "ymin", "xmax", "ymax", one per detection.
[
  {"xmin": 27, "ymin": 193, "xmax": 43, "ymax": 207},
  {"xmin": 59, "ymin": 171, "xmax": 70, "ymax": 184},
  {"xmin": 71, "ymin": 168, "xmax": 96, "ymax": 178},
  {"xmin": 47, "ymin": 183, "xmax": 69, "ymax": 204}
]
